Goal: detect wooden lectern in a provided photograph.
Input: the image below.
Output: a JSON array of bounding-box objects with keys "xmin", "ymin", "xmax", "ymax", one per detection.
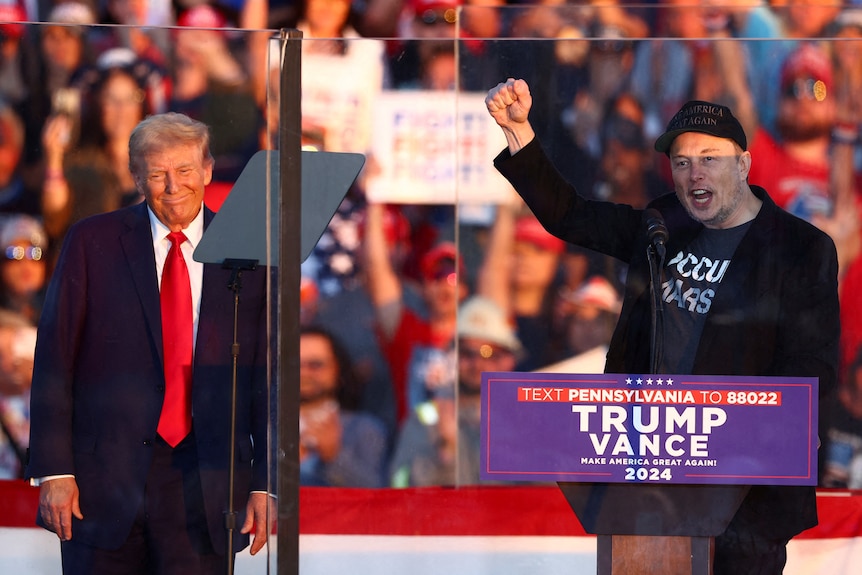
[{"xmin": 557, "ymin": 483, "xmax": 750, "ymax": 575}]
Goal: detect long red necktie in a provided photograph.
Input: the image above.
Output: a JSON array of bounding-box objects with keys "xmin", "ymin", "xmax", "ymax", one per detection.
[{"xmin": 157, "ymin": 231, "xmax": 193, "ymax": 447}]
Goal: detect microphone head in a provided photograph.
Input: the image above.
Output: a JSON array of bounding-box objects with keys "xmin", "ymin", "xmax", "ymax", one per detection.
[{"xmin": 644, "ymin": 208, "xmax": 669, "ymax": 244}]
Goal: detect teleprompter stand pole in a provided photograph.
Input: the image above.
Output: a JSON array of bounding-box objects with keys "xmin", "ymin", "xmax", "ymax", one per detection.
[{"xmin": 222, "ymin": 257, "xmax": 259, "ymax": 575}]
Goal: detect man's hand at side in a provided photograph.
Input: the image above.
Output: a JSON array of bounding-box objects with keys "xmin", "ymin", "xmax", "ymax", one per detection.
[
  {"xmin": 39, "ymin": 477, "xmax": 83, "ymax": 541},
  {"xmin": 241, "ymin": 492, "xmax": 275, "ymax": 555}
]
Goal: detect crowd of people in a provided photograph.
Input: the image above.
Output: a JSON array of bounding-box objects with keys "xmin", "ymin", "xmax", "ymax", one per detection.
[
  {"xmin": 0, "ymin": 0, "xmax": 860, "ymax": 496},
  {"xmin": 298, "ymin": 0, "xmax": 862, "ymax": 491}
]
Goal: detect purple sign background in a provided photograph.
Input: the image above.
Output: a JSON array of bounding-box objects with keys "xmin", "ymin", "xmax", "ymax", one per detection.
[{"xmin": 480, "ymin": 372, "xmax": 818, "ymax": 486}]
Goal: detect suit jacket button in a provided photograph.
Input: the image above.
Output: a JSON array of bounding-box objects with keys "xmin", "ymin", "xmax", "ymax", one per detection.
[
  {"xmin": 143, "ymin": 439, "xmax": 152, "ymax": 446},
  {"xmin": 156, "ymin": 385, "xmax": 165, "ymax": 392}
]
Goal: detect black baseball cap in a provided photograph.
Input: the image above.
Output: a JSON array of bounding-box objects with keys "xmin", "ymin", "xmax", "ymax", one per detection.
[{"xmin": 654, "ymin": 100, "xmax": 747, "ymax": 155}]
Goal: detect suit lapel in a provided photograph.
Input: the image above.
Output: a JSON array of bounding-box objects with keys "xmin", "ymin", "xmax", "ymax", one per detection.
[
  {"xmin": 196, "ymin": 208, "xmax": 222, "ymax": 358},
  {"xmin": 119, "ymin": 203, "xmax": 163, "ymax": 364}
]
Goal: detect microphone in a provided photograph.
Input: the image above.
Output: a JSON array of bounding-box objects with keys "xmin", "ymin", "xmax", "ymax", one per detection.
[
  {"xmin": 644, "ymin": 208, "xmax": 668, "ymax": 372},
  {"xmin": 644, "ymin": 208, "xmax": 668, "ymax": 258}
]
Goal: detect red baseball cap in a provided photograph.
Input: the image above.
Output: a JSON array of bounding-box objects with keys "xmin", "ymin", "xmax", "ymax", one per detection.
[
  {"xmin": 780, "ymin": 43, "xmax": 833, "ymax": 92},
  {"xmin": 420, "ymin": 242, "xmax": 463, "ymax": 281},
  {"xmin": 410, "ymin": 0, "xmax": 461, "ymax": 12},
  {"xmin": 177, "ymin": 5, "xmax": 227, "ymax": 29},
  {"xmin": 514, "ymin": 216, "xmax": 566, "ymax": 254},
  {"xmin": 358, "ymin": 205, "xmax": 411, "ymax": 249},
  {"xmin": 0, "ymin": 2, "xmax": 26, "ymax": 41}
]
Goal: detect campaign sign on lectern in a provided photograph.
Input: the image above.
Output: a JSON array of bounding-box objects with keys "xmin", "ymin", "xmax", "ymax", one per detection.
[{"xmin": 480, "ymin": 372, "xmax": 818, "ymax": 486}]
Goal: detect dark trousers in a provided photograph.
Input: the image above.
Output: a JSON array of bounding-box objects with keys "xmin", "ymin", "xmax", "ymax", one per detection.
[{"xmin": 61, "ymin": 435, "xmax": 231, "ymax": 575}]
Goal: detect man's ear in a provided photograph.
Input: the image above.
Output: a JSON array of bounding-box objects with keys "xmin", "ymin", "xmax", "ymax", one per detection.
[
  {"xmin": 203, "ymin": 159, "xmax": 214, "ymax": 186},
  {"xmin": 738, "ymin": 150, "xmax": 752, "ymax": 180}
]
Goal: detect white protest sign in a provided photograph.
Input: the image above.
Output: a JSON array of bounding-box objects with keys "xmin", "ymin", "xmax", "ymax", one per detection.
[{"xmin": 366, "ymin": 91, "xmax": 515, "ymax": 205}]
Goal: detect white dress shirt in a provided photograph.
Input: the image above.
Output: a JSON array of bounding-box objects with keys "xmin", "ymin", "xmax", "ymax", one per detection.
[{"xmin": 148, "ymin": 206, "xmax": 205, "ymax": 349}]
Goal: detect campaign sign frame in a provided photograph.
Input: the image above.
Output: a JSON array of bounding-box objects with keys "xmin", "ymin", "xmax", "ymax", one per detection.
[{"xmin": 480, "ymin": 372, "xmax": 818, "ymax": 486}]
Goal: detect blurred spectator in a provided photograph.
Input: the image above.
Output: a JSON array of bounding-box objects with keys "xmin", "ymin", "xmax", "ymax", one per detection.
[
  {"xmin": 496, "ymin": 0, "xmax": 586, "ymax": 144},
  {"xmin": 72, "ymin": 43, "xmax": 170, "ymax": 115},
  {"xmin": 587, "ymin": 92, "xmax": 667, "ymax": 208},
  {"xmin": 558, "ymin": 241, "xmax": 600, "ymax": 295},
  {"xmin": 297, "ymin": 0, "xmax": 361, "ymax": 55},
  {"xmin": 299, "ymin": 325, "xmax": 388, "ymax": 487},
  {"xmin": 830, "ymin": 9, "xmax": 862, "ymax": 391},
  {"xmin": 41, "ymin": 3, "xmax": 97, "ymax": 92},
  {"xmin": 365, "ymin": 201, "xmax": 466, "ymax": 427},
  {"xmin": 389, "ymin": 296, "xmax": 520, "ymax": 486},
  {"xmin": 630, "ymin": 0, "xmax": 754, "ymax": 152},
  {"xmin": 398, "ymin": 0, "xmax": 507, "ymax": 47},
  {"xmin": 833, "ymin": 241, "xmax": 862, "ymax": 446},
  {"xmin": 738, "ymin": 1, "xmax": 843, "ymax": 141},
  {"xmin": 499, "ymin": 4, "xmax": 644, "ymax": 190},
  {"xmin": 555, "ymin": 275, "xmax": 621, "ymax": 358},
  {"xmin": 20, "ymin": 1, "xmax": 97, "ymax": 167},
  {"xmin": 310, "ymin": 203, "xmax": 417, "ymax": 441},
  {"xmin": 170, "ymin": 5, "xmax": 261, "ymax": 182},
  {"xmin": 268, "ymin": 0, "xmax": 301, "ymax": 29},
  {"xmin": 690, "ymin": 1, "xmax": 784, "ymax": 138},
  {"xmin": 96, "ymin": 0, "xmax": 172, "ymax": 66},
  {"xmin": 568, "ymin": 34, "xmax": 638, "ymax": 156},
  {"xmin": 776, "ymin": 0, "xmax": 842, "ymax": 40},
  {"xmin": 823, "ymin": 347, "xmax": 862, "ymax": 488},
  {"xmin": 294, "ymin": 0, "xmax": 386, "ymax": 154},
  {"xmin": 208, "ymin": 0, "xmax": 273, "ymax": 112},
  {"xmin": 41, "ymin": 50, "xmax": 156, "ymax": 248},
  {"xmin": 555, "ymin": 13, "xmax": 643, "ymax": 161},
  {"xmin": 745, "ymin": 40, "xmax": 839, "ymax": 188},
  {"xmin": 831, "ymin": 10, "xmax": 862, "ymax": 142},
  {"xmin": 461, "ymin": 0, "xmax": 504, "ymax": 40},
  {"xmin": 389, "ymin": 0, "xmax": 499, "ymax": 91},
  {"xmin": 353, "ymin": 0, "xmax": 400, "ymax": 38},
  {"xmin": 0, "ymin": 0, "xmax": 28, "ymax": 107},
  {"xmin": 397, "ymin": 0, "xmax": 460, "ymax": 40},
  {"xmin": 715, "ymin": 36, "xmax": 862, "ymax": 479},
  {"xmin": 361, "ymin": 0, "xmax": 501, "ymax": 41},
  {"xmin": 0, "ymin": 308, "xmax": 34, "ymax": 479},
  {"xmin": 0, "ymin": 101, "xmax": 40, "ymax": 217},
  {"xmin": 739, "ymin": 42, "xmax": 862, "ymax": 277},
  {"xmin": 70, "ymin": 42, "xmax": 172, "ymax": 118},
  {"xmin": 306, "ymin": 187, "xmax": 396, "ymax": 298},
  {"xmin": 0, "ymin": 214, "xmax": 47, "ymax": 324},
  {"xmin": 103, "ymin": 0, "xmax": 174, "ymax": 26},
  {"xmin": 413, "ymin": 40, "xmax": 456, "ymax": 91},
  {"xmin": 300, "ymin": 275, "xmax": 320, "ymax": 327},
  {"xmin": 175, "ymin": 0, "xmax": 270, "ymax": 112},
  {"xmin": 175, "ymin": 4, "xmax": 245, "ymax": 88},
  {"xmin": 476, "ymin": 206, "xmax": 568, "ymax": 371}
]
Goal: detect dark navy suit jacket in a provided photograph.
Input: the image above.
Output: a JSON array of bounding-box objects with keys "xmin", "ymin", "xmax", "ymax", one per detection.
[{"xmin": 26, "ymin": 201, "xmax": 272, "ymax": 553}]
